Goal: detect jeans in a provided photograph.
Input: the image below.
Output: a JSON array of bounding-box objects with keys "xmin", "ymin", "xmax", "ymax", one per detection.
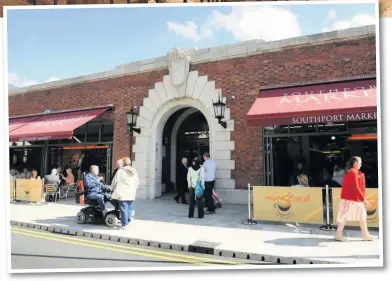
[
  {"xmin": 86, "ymin": 193, "xmax": 106, "ymax": 211},
  {"xmin": 189, "ymin": 189, "xmax": 204, "ymax": 219},
  {"xmin": 119, "ymin": 200, "xmax": 134, "ymax": 226}
]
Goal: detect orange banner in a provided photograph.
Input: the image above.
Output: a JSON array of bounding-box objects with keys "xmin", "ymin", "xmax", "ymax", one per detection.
[
  {"xmin": 253, "ymin": 186, "xmax": 324, "ymax": 224},
  {"xmin": 15, "ymin": 179, "xmax": 43, "ymax": 203},
  {"xmin": 332, "ymin": 188, "xmax": 379, "ymax": 228}
]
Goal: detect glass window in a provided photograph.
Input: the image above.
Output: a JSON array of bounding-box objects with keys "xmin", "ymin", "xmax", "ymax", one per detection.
[
  {"xmin": 74, "ymin": 124, "xmax": 87, "ymax": 143},
  {"xmin": 263, "ymin": 125, "xmax": 289, "ymax": 135},
  {"xmin": 289, "ymin": 124, "xmax": 318, "ymax": 134},
  {"xmin": 317, "ymin": 123, "xmax": 348, "ymax": 133},
  {"xmin": 348, "ymin": 121, "xmax": 377, "ymax": 134},
  {"xmin": 101, "ymin": 120, "xmax": 114, "ymax": 142},
  {"xmin": 48, "ymin": 139, "xmax": 61, "ymax": 145},
  {"xmin": 263, "ymin": 120, "xmax": 379, "ymax": 188},
  {"xmin": 86, "ymin": 122, "xmax": 101, "ymax": 143}
]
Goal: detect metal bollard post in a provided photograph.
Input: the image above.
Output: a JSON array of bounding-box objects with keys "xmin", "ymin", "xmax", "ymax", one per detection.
[
  {"xmin": 242, "ymin": 183, "xmax": 257, "ymax": 225},
  {"xmin": 320, "ymin": 185, "xmax": 337, "ymax": 231}
]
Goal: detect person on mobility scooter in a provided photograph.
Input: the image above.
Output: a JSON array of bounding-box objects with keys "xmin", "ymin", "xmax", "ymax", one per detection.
[{"xmin": 76, "ymin": 165, "xmax": 121, "ymax": 228}]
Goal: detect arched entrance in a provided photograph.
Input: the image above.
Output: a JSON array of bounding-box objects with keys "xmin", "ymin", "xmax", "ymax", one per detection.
[
  {"xmin": 177, "ymin": 111, "xmax": 210, "ymax": 166},
  {"xmin": 132, "ymin": 48, "xmax": 235, "ymax": 199},
  {"xmin": 161, "ymin": 108, "xmax": 209, "ymax": 194}
]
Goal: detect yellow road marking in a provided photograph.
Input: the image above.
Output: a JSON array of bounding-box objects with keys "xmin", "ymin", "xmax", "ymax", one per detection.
[
  {"xmin": 11, "ymin": 227, "xmax": 242, "ymax": 266},
  {"xmin": 11, "ymin": 228, "xmax": 210, "ymax": 266}
]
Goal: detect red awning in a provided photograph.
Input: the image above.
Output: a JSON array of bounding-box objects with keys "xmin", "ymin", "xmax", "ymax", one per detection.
[
  {"xmin": 9, "ymin": 108, "xmax": 109, "ymax": 142},
  {"xmin": 246, "ymin": 79, "xmax": 377, "ymax": 127},
  {"xmin": 9, "ymin": 116, "xmax": 41, "ymax": 133}
]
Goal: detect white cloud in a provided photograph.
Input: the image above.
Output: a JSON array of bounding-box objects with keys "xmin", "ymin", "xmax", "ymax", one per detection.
[
  {"xmin": 8, "ymin": 73, "xmax": 60, "ymax": 89},
  {"xmin": 326, "ymin": 8, "xmax": 337, "ymax": 21},
  {"xmin": 167, "ymin": 21, "xmax": 213, "ymax": 41},
  {"xmin": 322, "ymin": 13, "xmax": 376, "ymax": 33},
  {"xmin": 45, "ymin": 77, "xmax": 60, "ymax": 83},
  {"xmin": 167, "ymin": 6, "xmax": 302, "ymax": 42},
  {"xmin": 209, "ymin": 6, "xmax": 302, "ymax": 41},
  {"xmin": 8, "ymin": 73, "xmax": 38, "ymax": 88}
]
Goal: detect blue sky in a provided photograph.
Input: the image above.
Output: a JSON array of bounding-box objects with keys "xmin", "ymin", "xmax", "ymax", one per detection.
[{"xmin": 6, "ymin": 3, "xmax": 376, "ymax": 88}]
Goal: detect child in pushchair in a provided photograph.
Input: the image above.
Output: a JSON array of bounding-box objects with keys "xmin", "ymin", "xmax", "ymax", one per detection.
[{"xmin": 212, "ymin": 189, "xmax": 223, "ymax": 208}]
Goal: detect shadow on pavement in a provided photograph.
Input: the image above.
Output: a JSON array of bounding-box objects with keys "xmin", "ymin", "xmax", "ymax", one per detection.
[
  {"xmin": 47, "ymin": 197, "xmax": 329, "ymax": 236},
  {"xmin": 30, "ymin": 216, "xmax": 119, "ymax": 232},
  {"xmin": 263, "ymin": 237, "xmax": 336, "ymax": 247}
]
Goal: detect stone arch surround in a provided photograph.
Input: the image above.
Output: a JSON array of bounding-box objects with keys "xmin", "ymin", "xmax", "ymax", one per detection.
[{"xmin": 132, "ymin": 70, "xmax": 235, "ymax": 199}]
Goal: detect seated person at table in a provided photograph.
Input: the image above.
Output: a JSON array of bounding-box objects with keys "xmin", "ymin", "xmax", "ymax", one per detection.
[
  {"xmin": 293, "ymin": 173, "xmax": 310, "ymax": 188},
  {"xmin": 59, "ymin": 168, "xmax": 75, "ymax": 199},
  {"xmin": 10, "ymin": 169, "xmax": 17, "ymax": 178},
  {"xmin": 45, "ymin": 169, "xmax": 61, "ymax": 185},
  {"xmin": 30, "ymin": 169, "xmax": 41, "ymax": 180},
  {"xmin": 84, "ymin": 165, "xmax": 110, "ymax": 216},
  {"xmin": 44, "ymin": 169, "xmax": 61, "ymax": 201},
  {"xmin": 16, "ymin": 168, "xmax": 29, "ymax": 179}
]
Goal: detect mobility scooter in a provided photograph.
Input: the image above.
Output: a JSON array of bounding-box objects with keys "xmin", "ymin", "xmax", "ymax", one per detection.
[{"xmin": 76, "ymin": 183, "xmax": 121, "ymax": 228}]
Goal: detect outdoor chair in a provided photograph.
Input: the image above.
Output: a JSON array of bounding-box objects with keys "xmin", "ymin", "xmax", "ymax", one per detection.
[
  {"xmin": 62, "ymin": 183, "xmax": 77, "ymax": 199},
  {"xmin": 44, "ymin": 184, "xmax": 60, "ymax": 202}
]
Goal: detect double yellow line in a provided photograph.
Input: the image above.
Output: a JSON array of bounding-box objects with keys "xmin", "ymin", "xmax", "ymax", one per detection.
[{"xmin": 11, "ymin": 226, "xmax": 243, "ymax": 266}]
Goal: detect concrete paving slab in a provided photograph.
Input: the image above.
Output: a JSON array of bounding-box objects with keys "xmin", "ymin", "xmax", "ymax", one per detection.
[{"xmin": 9, "ymin": 199, "xmax": 381, "ymax": 265}]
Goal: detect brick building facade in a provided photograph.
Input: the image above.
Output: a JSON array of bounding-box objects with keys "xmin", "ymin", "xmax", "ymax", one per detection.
[{"xmin": 8, "ymin": 25, "xmax": 377, "ymax": 203}]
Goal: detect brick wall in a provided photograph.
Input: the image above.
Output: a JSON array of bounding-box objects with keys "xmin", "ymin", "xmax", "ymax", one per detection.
[
  {"xmin": 8, "ymin": 35, "xmax": 377, "ymax": 188},
  {"xmin": 9, "ymin": 69, "xmax": 169, "ymax": 169}
]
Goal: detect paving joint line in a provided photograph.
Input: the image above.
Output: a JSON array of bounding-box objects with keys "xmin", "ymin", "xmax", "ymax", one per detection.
[{"xmin": 10, "ymin": 220, "xmax": 338, "ymax": 265}]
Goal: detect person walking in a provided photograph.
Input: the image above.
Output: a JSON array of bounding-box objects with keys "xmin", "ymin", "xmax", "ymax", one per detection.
[
  {"xmin": 187, "ymin": 157, "xmax": 205, "ymax": 219},
  {"xmin": 110, "ymin": 157, "xmax": 139, "ymax": 230},
  {"xmin": 174, "ymin": 157, "xmax": 189, "ymax": 204},
  {"xmin": 202, "ymin": 152, "xmax": 216, "ymax": 214},
  {"xmin": 335, "ymin": 156, "xmax": 377, "ymax": 242}
]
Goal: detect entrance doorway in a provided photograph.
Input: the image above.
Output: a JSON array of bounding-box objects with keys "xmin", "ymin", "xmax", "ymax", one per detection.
[
  {"xmin": 160, "ymin": 108, "xmax": 210, "ymax": 195},
  {"xmin": 176, "ymin": 111, "xmax": 209, "ymax": 188}
]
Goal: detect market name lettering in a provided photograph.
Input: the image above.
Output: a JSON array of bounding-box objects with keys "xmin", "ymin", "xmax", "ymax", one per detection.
[
  {"xmin": 32, "ymin": 114, "xmax": 89, "ymax": 127},
  {"xmin": 292, "ymin": 112, "xmax": 377, "ymax": 124},
  {"xmin": 264, "ymin": 193, "xmax": 311, "ymax": 202},
  {"xmin": 280, "ymin": 85, "xmax": 376, "ymax": 104},
  {"xmin": 18, "ymin": 136, "xmax": 53, "ymax": 142}
]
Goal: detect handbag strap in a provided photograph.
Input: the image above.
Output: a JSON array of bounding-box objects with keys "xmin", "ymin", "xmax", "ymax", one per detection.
[{"xmin": 192, "ymin": 169, "xmax": 201, "ymax": 187}]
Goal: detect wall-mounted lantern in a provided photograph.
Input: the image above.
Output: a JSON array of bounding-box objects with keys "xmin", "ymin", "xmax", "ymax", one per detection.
[
  {"xmin": 126, "ymin": 106, "xmax": 141, "ymax": 134},
  {"xmin": 212, "ymin": 91, "xmax": 227, "ymax": 129}
]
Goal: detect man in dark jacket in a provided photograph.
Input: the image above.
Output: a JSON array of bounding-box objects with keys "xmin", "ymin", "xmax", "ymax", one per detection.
[
  {"xmin": 110, "ymin": 159, "xmax": 123, "ymax": 183},
  {"xmin": 174, "ymin": 158, "xmax": 189, "ymax": 204}
]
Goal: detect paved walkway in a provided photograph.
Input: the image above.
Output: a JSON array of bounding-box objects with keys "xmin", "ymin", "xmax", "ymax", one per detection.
[{"xmin": 9, "ymin": 197, "xmax": 382, "ymax": 266}]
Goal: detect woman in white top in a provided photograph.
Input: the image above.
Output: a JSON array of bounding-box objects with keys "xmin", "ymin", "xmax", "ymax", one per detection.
[
  {"xmin": 187, "ymin": 157, "xmax": 205, "ymax": 219},
  {"xmin": 110, "ymin": 157, "xmax": 139, "ymax": 230}
]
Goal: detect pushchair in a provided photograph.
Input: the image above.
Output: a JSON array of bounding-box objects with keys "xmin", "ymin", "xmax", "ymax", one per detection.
[{"xmin": 212, "ymin": 189, "xmax": 223, "ymax": 208}]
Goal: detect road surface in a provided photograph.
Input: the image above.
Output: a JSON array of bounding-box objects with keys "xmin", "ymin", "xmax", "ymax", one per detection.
[{"xmin": 11, "ymin": 226, "xmax": 274, "ymax": 270}]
